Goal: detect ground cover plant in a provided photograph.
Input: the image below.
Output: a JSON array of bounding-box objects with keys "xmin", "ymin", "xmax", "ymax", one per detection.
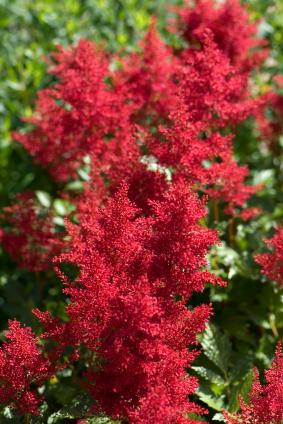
[{"xmin": 1, "ymin": 0, "xmax": 283, "ymax": 422}]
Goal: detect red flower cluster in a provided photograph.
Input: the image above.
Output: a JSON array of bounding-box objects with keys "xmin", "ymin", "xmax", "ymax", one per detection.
[
  {"xmin": 0, "ymin": 192, "xmax": 64, "ymax": 272},
  {"xmin": 256, "ymin": 227, "xmax": 283, "ymax": 286},
  {"xmin": 149, "ymin": 30, "xmax": 264, "ymax": 214},
  {"xmin": 14, "ymin": 40, "xmax": 133, "ymax": 182},
  {"xmin": 224, "ymin": 343, "xmax": 283, "ymax": 423},
  {"xmin": 257, "ymin": 89, "xmax": 283, "ymax": 153},
  {"xmin": 176, "ymin": 0, "xmax": 268, "ymax": 71},
  {"xmin": 12, "ymin": 6, "xmax": 267, "ymax": 216},
  {"xmin": 0, "ymin": 320, "xmax": 53, "ymax": 415},
  {"xmin": 36, "ymin": 181, "xmax": 223, "ymax": 423},
  {"xmin": 178, "ymin": 29, "xmax": 265, "ymax": 128},
  {"xmin": 113, "ymin": 21, "xmax": 177, "ymax": 124}
]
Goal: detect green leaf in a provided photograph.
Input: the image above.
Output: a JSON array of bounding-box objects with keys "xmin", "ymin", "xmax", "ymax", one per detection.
[
  {"xmin": 200, "ymin": 325, "xmax": 232, "ymax": 376},
  {"xmin": 196, "ymin": 387, "xmax": 225, "ymax": 411},
  {"xmin": 36, "ymin": 190, "xmax": 51, "ymax": 208},
  {"xmin": 185, "ymin": 413, "xmax": 207, "ymax": 422},
  {"xmin": 239, "ymin": 369, "xmax": 254, "ymax": 401},
  {"xmin": 53, "ymin": 198, "xmax": 74, "ymax": 216},
  {"xmin": 191, "ymin": 366, "xmax": 225, "ymax": 385},
  {"xmin": 87, "ymin": 418, "xmax": 120, "ymax": 424},
  {"xmin": 212, "ymin": 412, "xmax": 225, "ymax": 422},
  {"xmin": 47, "ymin": 395, "xmax": 92, "ymax": 423},
  {"xmin": 228, "ymin": 368, "xmax": 254, "ymax": 412}
]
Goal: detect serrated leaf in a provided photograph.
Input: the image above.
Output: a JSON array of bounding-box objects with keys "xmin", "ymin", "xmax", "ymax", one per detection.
[
  {"xmin": 200, "ymin": 325, "xmax": 232, "ymax": 376},
  {"xmin": 191, "ymin": 366, "xmax": 225, "ymax": 385},
  {"xmin": 196, "ymin": 388, "xmax": 225, "ymax": 411}
]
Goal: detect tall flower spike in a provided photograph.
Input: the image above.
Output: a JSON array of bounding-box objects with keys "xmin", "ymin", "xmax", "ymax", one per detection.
[
  {"xmin": 204, "ymin": 156, "xmax": 262, "ymax": 216},
  {"xmin": 35, "ymin": 182, "xmax": 223, "ymax": 423},
  {"xmin": 113, "ymin": 20, "xmax": 177, "ymax": 125},
  {"xmin": 14, "ymin": 40, "xmax": 132, "ymax": 182},
  {"xmin": 256, "ymin": 227, "xmax": 283, "ymax": 286},
  {"xmin": 150, "ymin": 88, "xmax": 260, "ymax": 216},
  {"xmin": 179, "ymin": 29, "xmax": 266, "ymax": 128},
  {"xmin": 0, "ymin": 320, "xmax": 53, "ymax": 415},
  {"xmin": 256, "ymin": 90, "xmax": 283, "ymax": 153},
  {"xmin": 177, "ymin": 0, "xmax": 268, "ymax": 70},
  {"xmin": 224, "ymin": 343, "xmax": 283, "ymax": 423},
  {"xmin": 148, "ymin": 179, "xmax": 225, "ymax": 299}
]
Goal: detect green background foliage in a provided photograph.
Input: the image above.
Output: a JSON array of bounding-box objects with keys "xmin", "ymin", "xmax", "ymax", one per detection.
[{"xmin": 0, "ymin": 0, "xmax": 283, "ymax": 421}]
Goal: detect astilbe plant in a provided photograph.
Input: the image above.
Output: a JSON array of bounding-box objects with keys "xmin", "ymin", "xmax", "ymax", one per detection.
[
  {"xmin": 224, "ymin": 343, "xmax": 283, "ymax": 424},
  {"xmin": 176, "ymin": 0, "xmax": 268, "ymax": 71},
  {"xmin": 0, "ymin": 320, "xmax": 53, "ymax": 415},
  {"xmin": 256, "ymin": 227, "xmax": 283, "ymax": 286},
  {"xmin": 113, "ymin": 21, "xmax": 178, "ymax": 125},
  {"xmin": 0, "ymin": 0, "xmax": 276, "ymax": 421},
  {"xmin": 35, "ymin": 181, "xmax": 224, "ymax": 423},
  {"xmin": 13, "ymin": 11, "xmax": 267, "ymax": 217},
  {"xmin": 177, "ymin": 29, "xmax": 266, "ymax": 128},
  {"xmin": 0, "ymin": 192, "xmax": 64, "ymax": 272},
  {"xmin": 13, "ymin": 40, "xmax": 133, "ymax": 182},
  {"xmin": 149, "ymin": 30, "xmax": 263, "ymax": 215},
  {"xmin": 256, "ymin": 81, "xmax": 283, "ymax": 153},
  {"xmin": 171, "ymin": 0, "xmax": 269, "ymax": 215}
]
